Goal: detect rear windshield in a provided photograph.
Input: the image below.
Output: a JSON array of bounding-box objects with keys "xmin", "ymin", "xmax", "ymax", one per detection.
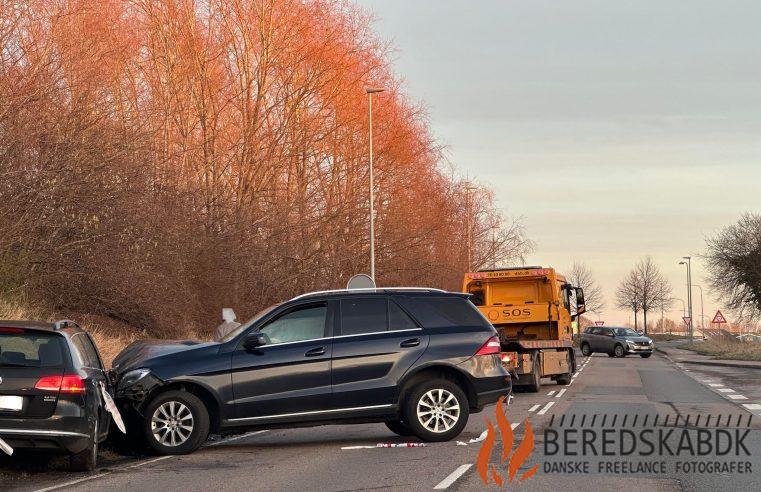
[
  {"xmin": 0, "ymin": 329, "xmax": 66, "ymax": 368},
  {"xmin": 395, "ymin": 296, "xmax": 491, "ymax": 328}
]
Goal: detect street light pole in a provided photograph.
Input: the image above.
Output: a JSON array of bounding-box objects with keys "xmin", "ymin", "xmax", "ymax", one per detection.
[
  {"xmin": 464, "ymin": 184, "xmax": 477, "ymax": 271},
  {"xmin": 366, "ymin": 87, "xmax": 384, "ymax": 282},
  {"xmin": 679, "ymin": 257, "xmax": 693, "ymax": 341}
]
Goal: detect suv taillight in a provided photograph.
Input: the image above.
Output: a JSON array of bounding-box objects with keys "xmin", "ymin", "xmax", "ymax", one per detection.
[
  {"xmin": 35, "ymin": 375, "xmax": 86, "ymax": 394},
  {"xmin": 475, "ymin": 336, "xmax": 501, "ymax": 356}
]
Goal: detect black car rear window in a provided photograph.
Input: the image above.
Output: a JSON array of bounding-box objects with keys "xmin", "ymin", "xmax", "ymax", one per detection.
[
  {"xmin": 395, "ymin": 296, "xmax": 491, "ymax": 328},
  {"xmin": 0, "ymin": 329, "xmax": 65, "ymax": 368}
]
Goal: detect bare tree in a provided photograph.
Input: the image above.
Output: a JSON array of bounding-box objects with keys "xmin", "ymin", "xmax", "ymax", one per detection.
[
  {"xmin": 616, "ymin": 257, "xmax": 672, "ymax": 334},
  {"xmin": 616, "ymin": 270, "xmax": 642, "ymax": 330},
  {"xmin": 568, "ymin": 261, "xmax": 605, "ymax": 316},
  {"xmin": 704, "ymin": 213, "xmax": 761, "ymax": 322}
]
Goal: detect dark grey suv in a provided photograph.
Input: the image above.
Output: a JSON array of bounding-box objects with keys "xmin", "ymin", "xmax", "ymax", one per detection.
[
  {"xmin": 113, "ymin": 288, "xmax": 512, "ymax": 455},
  {"xmin": 580, "ymin": 326, "xmax": 653, "ymax": 358}
]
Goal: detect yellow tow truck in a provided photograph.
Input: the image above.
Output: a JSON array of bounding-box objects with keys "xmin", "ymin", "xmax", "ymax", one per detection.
[{"xmin": 463, "ymin": 266, "xmax": 586, "ymax": 392}]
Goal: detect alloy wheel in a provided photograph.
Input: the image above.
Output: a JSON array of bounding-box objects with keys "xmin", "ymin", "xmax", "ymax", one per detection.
[
  {"xmin": 151, "ymin": 401, "xmax": 195, "ymax": 447},
  {"xmin": 416, "ymin": 389, "xmax": 460, "ymax": 433}
]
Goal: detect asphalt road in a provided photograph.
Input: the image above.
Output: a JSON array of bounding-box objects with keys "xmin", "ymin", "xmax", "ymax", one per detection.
[{"xmin": 3, "ymin": 351, "xmax": 760, "ymax": 491}]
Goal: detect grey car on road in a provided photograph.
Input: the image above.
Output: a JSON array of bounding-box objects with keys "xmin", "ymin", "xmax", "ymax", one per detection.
[{"xmin": 580, "ymin": 326, "xmax": 653, "ymax": 358}]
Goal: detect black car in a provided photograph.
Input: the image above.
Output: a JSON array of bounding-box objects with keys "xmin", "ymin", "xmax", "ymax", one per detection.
[
  {"xmin": 580, "ymin": 326, "xmax": 653, "ymax": 358},
  {"xmin": 0, "ymin": 320, "xmax": 111, "ymax": 471},
  {"xmin": 113, "ymin": 288, "xmax": 511, "ymax": 455}
]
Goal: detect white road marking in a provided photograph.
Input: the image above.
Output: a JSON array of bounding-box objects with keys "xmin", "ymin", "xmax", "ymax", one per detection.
[
  {"xmin": 537, "ymin": 401, "xmax": 555, "ymax": 415},
  {"xmin": 728, "ymin": 394, "xmax": 748, "ymax": 400},
  {"xmin": 555, "ymin": 389, "xmax": 567, "ymax": 398},
  {"xmin": 547, "ymin": 390, "xmax": 556, "ymax": 396},
  {"xmin": 511, "ymin": 422, "xmax": 521, "ymax": 430},
  {"xmin": 743, "ymin": 404, "xmax": 761, "ymax": 410},
  {"xmin": 717, "ymin": 388, "xmax": 736, "ymax": 393},
  {"xmin": 528, "ymin": 404, "xmax": 541, "ymax": 412},
  {"xmin": 709, "ymin": 383, "xmax": 724, "ymax": 387},
  {"xmin": 33, "ymin": 474, "xmax": 111, "ymax": 492},
  {"xmin": 33, "ymin": 430, "xmax": 269, "ymax": 492},
  {"xmin": 434, "ymin": 464, "xmax": 473, "ymax": 489}
]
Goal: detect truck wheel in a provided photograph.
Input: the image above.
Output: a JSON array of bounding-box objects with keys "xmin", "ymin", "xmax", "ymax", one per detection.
[
  {"xmin": 385, "ymin": 420, "xmax": 412, "ymax": 436},
  {"xmin": 556, "ymin": 351, "xmax": 572, "ymax": 385},
  {"xmin": 525, "ymin": 353, "xmax": 541, "ymax": 393},
  {"xmin": 403, "ymin": 379, "xmax": 469, "ymax": 442},
  {"xmin": 581, "ymin": 343, "xmax": 592, "ymax": 356}
]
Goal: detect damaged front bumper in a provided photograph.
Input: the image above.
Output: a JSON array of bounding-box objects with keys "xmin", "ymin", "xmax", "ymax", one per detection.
[{"xmin": 115, "ymin": 371, "xmax": 165, "ymax": 416}]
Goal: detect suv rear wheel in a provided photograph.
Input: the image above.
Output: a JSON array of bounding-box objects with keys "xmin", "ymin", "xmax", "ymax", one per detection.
[
  {"xmin": 143, "ymin": 390, "xmax": 210, "ymax": 455},
  {"xmin": 403, "ymin": 379, "xmax": 469, "ymax": 442}
]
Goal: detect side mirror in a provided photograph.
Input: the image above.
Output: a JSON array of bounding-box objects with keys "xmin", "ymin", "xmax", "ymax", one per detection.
[{"xmin": 243, "ymin": 332, "xmax": 268, "ymax": 351}]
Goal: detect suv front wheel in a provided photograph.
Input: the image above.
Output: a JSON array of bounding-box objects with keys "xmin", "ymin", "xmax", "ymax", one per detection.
[
  {"xmin": 403, "ymin": 379, "xmax": 469, "ymax": 442},
  {"xmin": 143, "ymin": 390, "xmax": 210, "ymax": 455}
]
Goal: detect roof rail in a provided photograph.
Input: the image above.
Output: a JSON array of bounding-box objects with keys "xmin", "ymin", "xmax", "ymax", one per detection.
[
  {"xmin": 54, "ymin": 319, "xmax": 80, "ymax": 330},
  {"xmin": 291, "ymin": 287, "xmax": 447, "ymax": 301}
]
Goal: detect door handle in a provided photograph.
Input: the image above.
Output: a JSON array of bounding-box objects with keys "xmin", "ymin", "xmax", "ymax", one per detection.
[
  {"xmin": 400, "ymin": 338, "xmax": 421, "ymax": 348},
  {"xmin": 305, "ymin": 347, "xmax": 326, "ymax": 357}
]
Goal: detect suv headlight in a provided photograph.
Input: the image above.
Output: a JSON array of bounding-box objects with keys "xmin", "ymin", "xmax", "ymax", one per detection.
[
  {"xmin": 625, "ymin": 339, "xmax": 635, "ymax": 344},
  {"xmin": 119, "ymin": 368, "xmax": 151, "ymax": 389}
]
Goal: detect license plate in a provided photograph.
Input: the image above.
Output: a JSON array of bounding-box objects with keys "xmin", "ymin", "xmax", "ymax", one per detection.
[{"xmin": 0, "ymin": 396, "xmax": 23, "ymax": 411}]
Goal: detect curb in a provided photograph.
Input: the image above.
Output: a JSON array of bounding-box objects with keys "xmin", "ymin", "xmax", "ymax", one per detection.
[{"xmin": 655, "ymin": 347, "xmax": 761, "ymax": 370}]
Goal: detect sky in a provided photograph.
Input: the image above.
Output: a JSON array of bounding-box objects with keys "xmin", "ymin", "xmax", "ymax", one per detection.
[{"xmin": 355, "ymin": 0, "xmax": 761, "ymax": 326}]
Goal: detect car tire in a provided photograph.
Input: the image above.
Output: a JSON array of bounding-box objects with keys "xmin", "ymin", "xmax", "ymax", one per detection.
[
  {"xmin": 614, "ymin": 344, "xmax": 625, "ymax": 358},
  {"xmin": 556, "ymin": 373, "xmax": 571, "ymax": 385},
  {"xmin": 403, "ymin": 379, "xmax": 469, "ymax": 442},
  {"xmin": 385, "ymin": 420, "xmax": 413, "ymax": 436},
  {"xmin": 70, "ymin": 420, "xmax": 98, "ymax": 472},
  {"xmin": 581, "ymin": 343, "xmax": 592, "ymax": 357},
  {"xmin": 143, "ymin": 390, "xmax": 210, "ymax": 455},
  {"xmin": 640, "ymin": 353, "xmax": 652, "ymax": 358},
  {"xmin": 525, "ymin": 352, "xmax": 541, "ymax": 392}
]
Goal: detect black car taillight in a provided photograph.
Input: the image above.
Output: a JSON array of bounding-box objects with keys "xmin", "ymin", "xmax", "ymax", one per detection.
[
  {"xmin": 35, "ymin": 375, "xmax": 86, "ymax": 394},
  {"xmin": 475, "ymin": 336, "xmax": 501, "ymax": 356}
]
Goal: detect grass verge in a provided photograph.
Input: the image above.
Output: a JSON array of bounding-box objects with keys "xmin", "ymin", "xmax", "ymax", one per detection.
[{"xmin": 680, "ymin": 340, "xmax": 761, "ymax": 361}]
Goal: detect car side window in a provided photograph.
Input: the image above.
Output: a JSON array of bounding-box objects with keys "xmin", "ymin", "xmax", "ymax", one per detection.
[
  {"xmin": 389, "ymin": 300, "xmax": 418, "ymax": 330},
  {"xmin": 259, "ymin": 304, "xmax": 327, "ymax": 344},
  {"xmin": 81, "ymin": 334, "xmax": 104, "ymax": 370},
  {"xmin": 69, "ymin": 334, "xmax": 92, "ymax": 367},
  {"xmin": 340, "ymin": 297, "xmax": 388, "ymax": 336}
]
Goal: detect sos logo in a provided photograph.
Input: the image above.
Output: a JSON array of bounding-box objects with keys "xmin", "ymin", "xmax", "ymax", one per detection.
[
  {"xmin": 503, "ymin": 308, "xmax": 531, "ymax": 318},
  {"xmin": 487, "ymin": 309, "xmax": 532, "ymax": 321}
]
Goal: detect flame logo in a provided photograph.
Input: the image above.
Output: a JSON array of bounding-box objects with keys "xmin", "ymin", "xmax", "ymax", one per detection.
[{"xmin": 476, "ymin": 396, "xmax": 539, "ymax": 485}]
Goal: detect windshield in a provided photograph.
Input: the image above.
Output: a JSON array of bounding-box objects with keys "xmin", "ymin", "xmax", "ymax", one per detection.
[
  {"xmin": 613, "ymin": 328, "xmax": 640, "ymax": 337},
  {"xmin": 218, "ymin": 304, "xmax": 281, "ymax": 343}
]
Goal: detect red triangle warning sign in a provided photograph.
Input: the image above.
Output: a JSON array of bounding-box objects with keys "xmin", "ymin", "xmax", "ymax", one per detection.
[{"xmin": 712, "ymin": 310, "xmax": 727, "ymax": 324}]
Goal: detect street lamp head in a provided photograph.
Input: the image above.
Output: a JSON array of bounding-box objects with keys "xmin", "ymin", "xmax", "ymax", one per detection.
[
  {"xmin": 679, "ymin": 261, "xmax": 686, "ymax": 265},
  {"xmin": 365, "ymin": 87, "xmax": 385, "ymax": 94},
  {"xmin": 682, "ymin": 256, "xmax": 691, "ymax": 260}
]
